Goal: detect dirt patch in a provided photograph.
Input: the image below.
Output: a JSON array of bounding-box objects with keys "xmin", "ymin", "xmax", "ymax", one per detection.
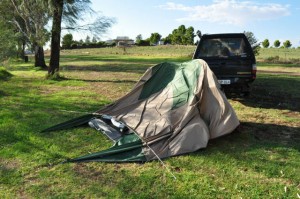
[
  {"xmin": 0, "ymin": 158, "xmax": 21, "ymax": 170},
  {"xmin": 73, "ymin": 163, "xmax": 105, "ymax": 180},
  {"xmin": 258, "ymin": 70, "xmax": 300, "ymax": 76},
  {"xmin": 39, "ymin": 86, "xmax": 64, "ymax": 95},
  {"xmin": 283, "ymin": 111, "xmax": 300, "ymax": 119}
]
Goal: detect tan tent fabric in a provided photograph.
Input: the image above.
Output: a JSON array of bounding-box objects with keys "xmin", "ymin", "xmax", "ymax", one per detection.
[{"xmin": 96, "ymin": 59, "xmax": 239, "ymax": 160}]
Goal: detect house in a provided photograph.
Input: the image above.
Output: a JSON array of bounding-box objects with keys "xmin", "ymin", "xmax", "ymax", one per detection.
[{"xmin": 114, "ymin": 36, "xmax": 134, "ymax": 46}]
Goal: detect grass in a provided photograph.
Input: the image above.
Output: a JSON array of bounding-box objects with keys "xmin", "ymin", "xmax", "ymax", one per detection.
[
  {"xmin": 0, "ymin": 67, "xmax": 12, "ymax": 80},
  {"xmin": 257, "ymin": 48, "xmax": 300, "ymax": 62},
  {"xmin": 0, "ymin": 47, "xmax": 299, "ymax": 198}
]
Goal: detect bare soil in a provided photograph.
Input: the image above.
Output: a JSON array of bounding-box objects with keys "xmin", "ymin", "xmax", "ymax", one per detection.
[{"xmin": 258, "ymin": 70, "xmax": 300, "ymax": 76}]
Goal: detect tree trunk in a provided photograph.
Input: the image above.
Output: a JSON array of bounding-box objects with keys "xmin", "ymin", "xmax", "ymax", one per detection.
[
  {"xmin": 34, "ymin": 45, "xmax": 47, "ymax": 68},
  {"xmin": 21, "ymin": 41, "xmax": 26, "ymax": 59},
  {"xmin": 17, "ymin": 41, "xmax": 25, "ymax": 59},
  {"xmin": 48, "ymin": 0, "xmax": 63, "ymax": 75}
]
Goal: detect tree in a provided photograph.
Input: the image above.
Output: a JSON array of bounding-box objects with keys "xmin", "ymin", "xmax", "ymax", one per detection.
[
  {"xmin": 262, "ymin": 39, "xmax": 269, "ymax": 48},
  {"xmin": 170, "ymin": 25, "xmax": 186, "ymax": 45},
  {"xmin": 283, "ymin": 40, "xmax": 292, "ymax": 48},
  {"xmin": 149, "ymin": 32, "xmax": 162, "ymax": 45},
  {"xmin": 9, "ymin": 0, "xmax": 50, "ymax": 68},
  {"xmin": 92, "ymin": 36, "xmax": 97, "ymax": 43},
  {"xmin": 0, "ymin": 20, "xmax": 17, "ymax": 62},
  {"xmin": 274, "ymin": 40, "xmax": 281, "ymax": 48},
  {"xmin": 135, "ymin": 34, "xmax": 142, "ymax": 44},
  {"xmin": 0, "ymin": 1, "xmax": 29, "ymax": 59},
  {"xmin": 171, "ymin": 29, "xmax": 181, "ymax": 44},
  {"xmin": 48, "ymin": 0, "xmax": 114, "ymax": 76},
  {"xmin": 85, "ymin": 35, "xmax": 91, "ymax": 44},
  {"xmin": 48, "ymin": 0, "xmax": 64, "ymax": 75},
  {"xmin": 177, "ymin": 25, "xmax": 187, "ymax": 44},
  {"xmin": 185, "ymin": 26, "xmax": 195, "ymax": 45},
  {"xmin": 162, "ymin": 34, "xmax": 172, "ymax": 45},
  {"xmin": 62, "ymin": 33, "xmax": 73, "ymax": 49},
  {"xmin": 244, "ymin": 31, "xmax": 260, "ymax": 56},
  {"xmin": 167, "ymin": 25, "xmax": 195, "ymax": 45}
]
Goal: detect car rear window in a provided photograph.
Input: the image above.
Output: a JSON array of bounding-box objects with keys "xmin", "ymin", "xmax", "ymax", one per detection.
[{"xmin": 197, "ymin": 37, "xmax": 249, "ymax": 58}]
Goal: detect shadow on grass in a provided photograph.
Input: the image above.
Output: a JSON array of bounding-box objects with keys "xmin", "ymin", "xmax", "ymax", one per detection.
[
  {"xmin": 61, "ymin": 63, "xmax": 150, "ymax": 74},
  {"xmin": 191, "ymin": 121, "xmax": 300, "ymax": 182},
  {"xmin": 65, "ymin": 78, "xmax": 137, "ymax": 84},
  {"xmin": 0, "ymin": 90, "xmax": 9, "ymax": 98},
  {"xmin": 61, "ymin": 54, "xmax": 189, "ymax": 63},
  {"xmin": 229, "ymin": 74, "xmax": 300, "ymax": 112},
  {"xmin": 208, "ymin": 122, "xmax": 300, "ymax": 150}
]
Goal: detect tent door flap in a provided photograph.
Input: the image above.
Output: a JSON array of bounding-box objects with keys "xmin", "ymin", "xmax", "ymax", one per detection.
[{"xmin": 89, "ymin": 118, "xmax": 122, "ymax": 141}]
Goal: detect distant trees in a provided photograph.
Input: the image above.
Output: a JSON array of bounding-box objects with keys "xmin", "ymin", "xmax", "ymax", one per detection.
[
  {"xmin": 254, "ymin": 39, "xmax": 295, "ymax": 48},
  {"xmin": 135, "ymin": 34, "xmax": 142, "ymax": 44},
  {"xmin": 262, "ymin": 39, "xmax": 270, "ymax": 48},
  {"xmin": 185, "ymin": 27, "xmax": 195, "ymax": 45},
  {"xmin": 85, "ymin": 36, "xmax": 91, "ymax": 44},
  {"xmin": 283, "ymin": 40, "xmax": 292, "ymax": 48},
  {"xmin": 274, "ymin": 40, "xmax": 281, "ymax": 48},
  {"xmin": 162, "ymin": 34, "xmax": 172, "ymax": 45},
  {"xmin": 135, "ymin": 25, "xmax": 195, "ymax": 46},
  {"xmin": 135, "ymin": 34, "xmax": 150, "ymax": 46},
  {"xmin": 62, "ymin": 33, "xmax": 73, "ymax": 49},
  {"xmin": 244, "ymin": 31, "xmax": 260, "ymax": 55},
  {"xmin": 168, "ymin": 25, "xmax": 195, "ymax": 45},
  {"xmin": 149, "ymin": 33, "xmax": 162, "ymax": 45},
  {"xmin": 61, "ymin": 33, "xmax": 113, "ymax": 49},
  {"xmin": 92, "ymin": 37, "xmax": 97, "ymax": 43},
  {"xmin": 263, "ymin": 39, "xmax": 292, "ymax": 48}
]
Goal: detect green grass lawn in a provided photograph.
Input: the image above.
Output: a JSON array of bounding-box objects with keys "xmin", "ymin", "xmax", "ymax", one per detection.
[
  {"xmin": 257, "ymin": 48, "xmax": 300, "ymax": 62},
  {"xmin": 0, "ymin": 47, "xmax": 299, "ymax": 198}
]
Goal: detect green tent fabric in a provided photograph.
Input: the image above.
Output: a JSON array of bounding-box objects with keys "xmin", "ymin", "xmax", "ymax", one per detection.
[
  {"xmin": 43, "ymin": 59, "xmax": 239, "ymax": 163},
  {"xmin": 65, "ymin": 134, "xmax": 147, "ymax": 163}
]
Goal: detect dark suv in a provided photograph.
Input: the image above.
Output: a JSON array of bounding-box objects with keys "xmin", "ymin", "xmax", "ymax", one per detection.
[{"xmin": 193, "ymin": 33, "xmax": 256, "ymax": 95}]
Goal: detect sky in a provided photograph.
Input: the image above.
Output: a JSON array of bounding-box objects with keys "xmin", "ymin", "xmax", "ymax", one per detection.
[{"xmin": 79, "ymin": 0, "xmax": 300, "ymax": 46}]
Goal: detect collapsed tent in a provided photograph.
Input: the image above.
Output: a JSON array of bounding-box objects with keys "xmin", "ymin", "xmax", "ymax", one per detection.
[{"xmin": 42, "ymin": 59, "xmax": 239, "ymax": 162}]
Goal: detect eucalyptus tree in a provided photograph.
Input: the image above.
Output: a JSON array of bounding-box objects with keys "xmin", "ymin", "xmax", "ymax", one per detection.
[
  {"xmin": 0, "ymin": 20, "xmax": 17, "ymax": 62},
  {"xmin": 0, "ymin": 0, "xmax": 29, "ymax": 60},
  {"xmin": 9, "ymin": 0, "xmax": 50, "ymax": 68},
  {"xmin": 48, "ymin": 0, "xmax": 114, "ymax": 76}
]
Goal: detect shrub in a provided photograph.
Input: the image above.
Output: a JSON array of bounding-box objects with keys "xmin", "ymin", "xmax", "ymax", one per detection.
[{"xmin": 265, "ymin": 56, "xmax": 280, "ymax": 63}]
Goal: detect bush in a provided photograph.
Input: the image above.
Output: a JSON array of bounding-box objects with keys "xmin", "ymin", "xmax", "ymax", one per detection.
[
  {"xmin": 71, "ymin": 43, "xmax": 78, "ymax": 49},
  {"xmin": 265, "ymin": 55, "xmax": 280, "ymax": 63},
  {"xmin": 136, "ymin": 40, "xmax": 150, "ymax": 46}
]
